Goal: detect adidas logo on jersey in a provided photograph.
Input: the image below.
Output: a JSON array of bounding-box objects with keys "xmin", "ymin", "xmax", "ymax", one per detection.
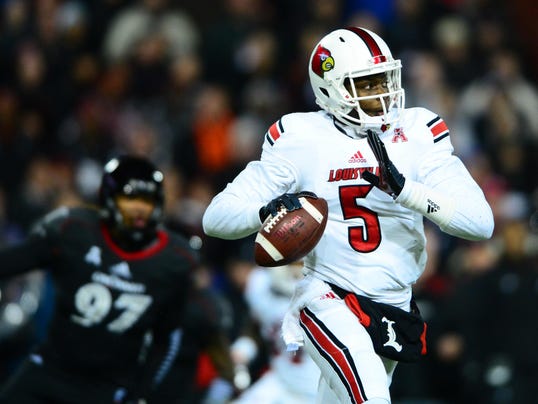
[
  {"xmin": 109, "ymin": 262, "xmax": 132, "ymax": 279},
  {"xmin": 84, "ymin": 246, "xmax": 102, "ymax": 266},
  {"xmin": 427, "ymin": 199, "xmax": 440, "ymax": 214},
  {"xmin": 349, "ymin": 150, "xmax": 367, "ymax": 163},
  {"xmin": 320, "ymin": 291, "xmax": 337, "ymax": 300}
]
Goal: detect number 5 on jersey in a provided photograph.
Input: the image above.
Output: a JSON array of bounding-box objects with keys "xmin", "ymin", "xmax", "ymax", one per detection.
[{"xmin": 340, "ymin": 184, "xmax": 381, "ymax": 253}]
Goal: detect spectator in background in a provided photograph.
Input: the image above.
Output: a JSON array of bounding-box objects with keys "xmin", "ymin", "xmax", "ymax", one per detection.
[
  {"xmin": 456, "ymin": 49, "xmax": 538, "ymax": 194},
  {"xmin": 201, "ymin": 0, "xmax": 267, "ymax": 96},
  {"xmin": 345, "ymin": 0, "xmax": 394, "ymax": 26},
  {"xmin": 7, "ymin": 157, "xmax": 71, "ymax": 231},
  {"xmin": 167, "ymin": 53, "xmax": 206, "ymax": 179},
  {"xmin": 232, "ymin": 263, "xmax": 320, "ymax": 404},
  {"xmin": 191, "ymin": 84, "xmax": 237, "ymax": 181},
  {"xmin": 103, "ymin": 0, "xmax": 199, "ymax": 64},
  {"xmin": 0, "ymin": 88, "xmax": 43, "ymax": 192},
  {"xmin": 436, "ymin": 192, "xmax": 538, "ymax": 402},
  {"xmin": 0, "ymin": 187, "xmax": 40, "ymax": 386},
  {"xmin": 402, "ymin": 51, "xmax": 479, "ymax": 163},
  {"xmin": 385, "ymin": 0, "xmax": 436, "ymax": 55},
  {"xmin": 0, "ymin": 0, "xmax": 31, "ymax": 84},
  {"xmin": 431, "ymin": 16, "xmax": 477, "ymax": 90}
]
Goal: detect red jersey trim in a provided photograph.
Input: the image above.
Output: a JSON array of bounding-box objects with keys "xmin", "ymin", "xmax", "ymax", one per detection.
[
  {"xmin": 427, "ymin": 116, "xmax": 450, "ymax": 143},
  {"xmin": 101, "ymin": 224, "xmax": 169, "ymax": 260},
  {"xmin": 268, "ymin": 122, "xmax": 281, "ymax": 141},
  {"xmin": 265, "ymin": 119, "xmax": 285, "ymax": 146}
]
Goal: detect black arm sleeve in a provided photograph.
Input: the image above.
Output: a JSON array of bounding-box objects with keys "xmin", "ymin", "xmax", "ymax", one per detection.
[
  {"xmin": 0, "ymin": 236, "xmax": 54, "ymax": 279},
  {"xmin": 136, "ymin": 276, "xmax": 194, "ymax": 398}
]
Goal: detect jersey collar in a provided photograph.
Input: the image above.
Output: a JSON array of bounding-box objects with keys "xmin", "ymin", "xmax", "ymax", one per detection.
[{"xmin": 101, "ymin": 223, "xmax": 169, "ymax": 260}]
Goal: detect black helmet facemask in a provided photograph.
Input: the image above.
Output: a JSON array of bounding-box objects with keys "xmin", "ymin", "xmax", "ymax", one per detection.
[{"xmin": 99, "ymin": 156, "xmax": 164, "ymax": 251}]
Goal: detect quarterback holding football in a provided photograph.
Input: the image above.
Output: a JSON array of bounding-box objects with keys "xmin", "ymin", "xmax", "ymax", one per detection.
[{"xmin": 203, "ymin": 26, "xmax": 493, "ymax": 403}]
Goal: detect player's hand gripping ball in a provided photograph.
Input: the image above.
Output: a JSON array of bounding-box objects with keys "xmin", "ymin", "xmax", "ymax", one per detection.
[{"xmin": 254, "ymin": 193, "xmax": 328, "ymax": 267}]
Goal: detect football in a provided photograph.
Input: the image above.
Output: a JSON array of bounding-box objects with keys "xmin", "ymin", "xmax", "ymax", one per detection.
[{"xmin": 254, "ymin": 195, "xmax": 328, "ymax": 267}]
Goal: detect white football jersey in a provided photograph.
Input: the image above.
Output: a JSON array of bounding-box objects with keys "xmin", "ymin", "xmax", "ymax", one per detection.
[{"xmin": 203, "ymin": 108, "xmax": 493, "ymax": 307}]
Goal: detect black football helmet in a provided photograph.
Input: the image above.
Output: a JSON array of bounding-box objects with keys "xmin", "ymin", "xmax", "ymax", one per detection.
[{"xmin": 99, "ymin": 156, "xmax": 164, "ymax": 248}]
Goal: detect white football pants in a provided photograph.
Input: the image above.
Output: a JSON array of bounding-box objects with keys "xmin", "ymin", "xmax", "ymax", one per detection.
[{"xmin": 300, "ymin": 293, "xmax": 397, "ymax": 403}]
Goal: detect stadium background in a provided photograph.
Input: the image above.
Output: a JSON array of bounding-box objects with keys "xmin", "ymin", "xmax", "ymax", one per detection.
[{"xmin": 0, "ymin": 0, "xmax": 537, "ymax": 402}]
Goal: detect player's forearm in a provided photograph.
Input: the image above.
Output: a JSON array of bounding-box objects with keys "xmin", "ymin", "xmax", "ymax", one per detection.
[
  {"xmin": 203, "ymin": 193, "xmax": 262, "ymax": 240},
  {"xmin": 396, "ymin": 179, "xmax": 494, "ymax": 240},
  {"xmin": 203, "ymin": 160, "xmax": 298, "ymax": 240},
  {"xmin": 441, "ymin": 198, "xmax": 494, "ymax": 240}
]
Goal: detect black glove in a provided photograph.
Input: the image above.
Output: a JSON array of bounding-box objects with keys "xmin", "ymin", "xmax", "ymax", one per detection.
[
  {"xmin": 363, "ymin": 130, "xmax": 406, "ymax": 198},
  {"xmin": 259, "ymin": 191, "xmax": 317, "ymax": 221}
]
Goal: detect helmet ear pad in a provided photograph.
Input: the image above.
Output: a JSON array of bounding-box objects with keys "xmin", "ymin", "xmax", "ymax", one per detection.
[{"xmin": 99, "ymin": 156, "xmax": 164, "ymax": 249}]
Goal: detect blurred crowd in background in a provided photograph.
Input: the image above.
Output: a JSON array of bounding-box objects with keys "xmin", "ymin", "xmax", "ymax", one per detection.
[{"xmin": 0, "ymin": 0, "xmax": 537, "ymax": 402}]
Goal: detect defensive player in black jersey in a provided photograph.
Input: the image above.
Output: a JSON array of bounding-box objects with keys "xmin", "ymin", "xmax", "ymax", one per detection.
[{"xmin": 0, "ymin": 156, "xmax": 201, "ymax": 403}]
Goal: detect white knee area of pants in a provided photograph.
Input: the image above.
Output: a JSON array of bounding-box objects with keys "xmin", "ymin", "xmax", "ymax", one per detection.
[
  {"xmin": 302, "ymin": 297, "xmax": 393, "ymax": 403},
  {"xmin": 364, "ymin": 398, "xmax": 390, "ymax": 404}
]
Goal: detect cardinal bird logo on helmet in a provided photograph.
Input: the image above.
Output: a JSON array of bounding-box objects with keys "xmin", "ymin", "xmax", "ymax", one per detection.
[{"xmin": 312, "ymin": 45, "xmax": 335, "ymax": 78}]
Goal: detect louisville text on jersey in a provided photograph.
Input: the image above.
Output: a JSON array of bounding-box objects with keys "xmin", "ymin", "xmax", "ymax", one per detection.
[{"xmin": 328, "ymin": 167, "xmax": 380, "ymax": 182}]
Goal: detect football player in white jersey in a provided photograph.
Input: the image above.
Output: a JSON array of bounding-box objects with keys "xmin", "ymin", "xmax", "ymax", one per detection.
[
  {"xmin": 203, "ymin": 27, "xmax": 494, "ymax": 403},
  {"xmin": 232, "ymin": 263, "xmax": 320, "ymax": 404}
]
